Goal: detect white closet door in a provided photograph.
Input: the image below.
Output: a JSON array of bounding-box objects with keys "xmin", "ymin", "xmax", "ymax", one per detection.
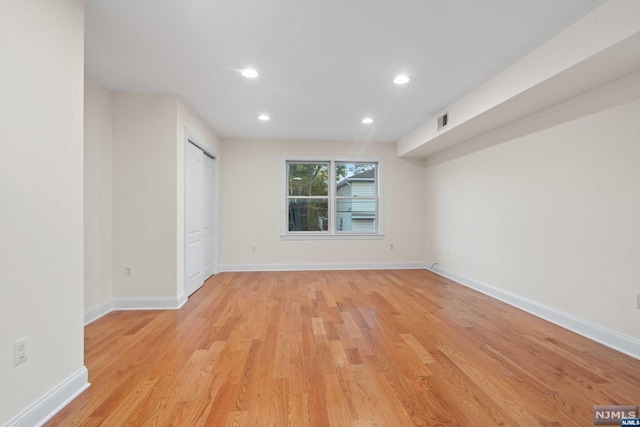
[
  {"xmin": 185, "ymin": 143, "xmax": 204, "ymax": 296},
  {"xmin": 202, "ymin": 154, "xmax": 214, "ymax": 279}
]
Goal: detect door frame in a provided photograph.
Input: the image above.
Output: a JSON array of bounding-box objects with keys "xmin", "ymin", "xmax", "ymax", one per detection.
[{"xmin": 184, "ymin": 128, "xmax": 220, "ymax": 298}]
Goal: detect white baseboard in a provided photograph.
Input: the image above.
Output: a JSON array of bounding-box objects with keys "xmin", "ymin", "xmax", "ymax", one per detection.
[
  {"xmin": 426, "ymin": 263, "xmax": 640, "ymax": 360},
  {"xmin": 176, "ymin": 292, "xmax": 188, "ymax": 309},
  {"xmin": 84, "ymin": 299, "xmax": 113, "ymax": 325},
  {"xmin": 112, "ymin": 294, "xmax": 187, "ymax": 310},
  {"xmin": 84, "ymin": 293, "xmax": 189, "ymax": 324},
  {"xmin": 3, "ymin": 367, "xmax": 89, "ymax": 427},
  {"xmin": 220, "ymin": 262, "xmax": 427, "ymax": 272}
]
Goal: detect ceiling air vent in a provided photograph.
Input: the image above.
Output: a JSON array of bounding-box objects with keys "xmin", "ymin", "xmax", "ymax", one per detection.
[{"xmin": 437, "ymin": 112, "xmax": 448, "ymax": 131}]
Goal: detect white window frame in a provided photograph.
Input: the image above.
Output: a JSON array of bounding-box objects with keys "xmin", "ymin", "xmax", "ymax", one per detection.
[{"xmin": 281, "ymin": 156, "xmax": 384, "ymax": 240}]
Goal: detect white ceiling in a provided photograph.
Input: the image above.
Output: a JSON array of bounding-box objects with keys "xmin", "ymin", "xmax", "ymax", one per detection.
[{"xmin": 86, "ymin": 0, "xmax": 604, "ymax": 142}]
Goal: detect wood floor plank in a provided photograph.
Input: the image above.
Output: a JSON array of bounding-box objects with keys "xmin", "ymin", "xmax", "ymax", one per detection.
[
  {"xmin": 46, "ymin": 270, "xmax": 640, "ymax": 426},
  {"xmin": 400, "ymin": 333, "xmax": 436, "ymax": 365}
]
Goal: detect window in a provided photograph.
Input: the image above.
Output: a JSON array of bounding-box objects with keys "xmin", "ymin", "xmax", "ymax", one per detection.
[{"xmin": 283, "ymin": 158, "xmax": 382, "ymax": 238}]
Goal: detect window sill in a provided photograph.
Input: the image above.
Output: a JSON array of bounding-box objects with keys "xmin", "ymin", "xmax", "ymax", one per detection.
[{"xmin": 280, "ymin": 233, "xmax": 385, "ymax": 241}]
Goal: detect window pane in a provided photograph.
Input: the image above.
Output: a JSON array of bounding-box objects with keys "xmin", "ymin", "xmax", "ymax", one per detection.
[
  {"xmin": 288, "ymin": 162, "xmax": 329, "ymax": 196},
  {"xmin": 336, "ymin": 162, "xmax": 377, "ymax": 187},
  {"xmin": 288, "ymin": 198, "xmax": 329, "ymax": 231},
  {"xmin": 336, "ymin": 198, "xmax": 377, "ymax": 232}
]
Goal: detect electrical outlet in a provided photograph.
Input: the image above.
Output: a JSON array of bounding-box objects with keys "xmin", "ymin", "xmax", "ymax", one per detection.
[
  {"xmin": 389, "ymin": 243, "xmax": 394, "ymax": 250},
  {"xmin": 251, "ymin": 244, "xmax": 256, "ymax": 252},
  {"xmin": 125, "ymin": 265, "xmax": 133, "ymax": 277},
  {"xmin": 14, "ymin": 337, "xmax": 28, "ymax": 367}
]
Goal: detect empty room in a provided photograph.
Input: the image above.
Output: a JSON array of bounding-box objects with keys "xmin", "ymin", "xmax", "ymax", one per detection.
[{"xmin": 2, "ymin": 0, "xmax": 640, "ymax": 426}]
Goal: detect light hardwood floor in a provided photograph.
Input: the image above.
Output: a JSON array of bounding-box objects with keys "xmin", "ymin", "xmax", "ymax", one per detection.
[{"xmin": 47, "ymin": 270, "xmax": 640, "ymax": 426}]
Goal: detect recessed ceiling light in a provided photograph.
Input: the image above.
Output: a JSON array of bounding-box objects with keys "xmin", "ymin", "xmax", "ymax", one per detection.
[
  {"xmin": 393, "ymin": 74, "xmax": 410, "ymax": 85},
  {"xmin": 241, "ymin": 68, "xmax": 259, "ymax": 78},
  {"xmin": 362, "ymin": 117, "xmax": 373, "ymax": 124},
  {"xmin": 258, "ymin": 114, "xmax": 270, "ymax": 121}
]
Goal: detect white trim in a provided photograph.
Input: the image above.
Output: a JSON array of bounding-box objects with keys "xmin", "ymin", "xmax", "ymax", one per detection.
[
  {"xmin": 84, "ymin": 299, "xmax": 114, "ymax": 325},
  {"xmin": 112, "ymin": 294, "xmax": 187, "ymax": 311},
  {"xmin": 3, "ymin": 367, "xmax": 89, "ymax": 427},
  {"xmin": 426, "ymin": 263, "xmax": 640, "ymax": 360},
  {"xmin": 220, "ymin": 262, "xmax": 425, "ymax": 272},
  {"xmin": 212, "ymin": 152, "xmax": 221, "ymax": 274},
  {"xmin": 176, "ymin": 292, "xmax": 188, "ymax": 309},
  {"xmin": 84, "ymin": 293, "xmax": 189, "ymax": 322},
  {"xmin": 280, "ymin": 233, "xmax": 385, "ymax": 240}
]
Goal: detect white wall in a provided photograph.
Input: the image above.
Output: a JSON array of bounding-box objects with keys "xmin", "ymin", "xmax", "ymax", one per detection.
[
  {"xmin": 424, "ymin": 98, "xmax": 640, "ymax": 341},
  {"xmin": 112, "ymin": 93, "xmax": 178, "ymax": 298},
  {"xmin": 0, "ymin": 0, "xmax": 86, "ymax": 424},
  {"xmin": 111, "ymin": 95, "xmax": 221, "ymax": 300},
  {"xmin": 84, "ymin": 77, "xmax": 113, "ymax": 310},
  {"xmin": 220, "ymin": 140, "xmax": 425, "ymax": 269},
  {"xmin": 176, "ymin": 99, "xmax": 221, "ymax": 295}
]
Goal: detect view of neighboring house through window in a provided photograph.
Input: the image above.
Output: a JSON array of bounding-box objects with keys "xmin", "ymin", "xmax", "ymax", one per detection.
[
  {"xmin": 286, "ymin": 160, "xmax": 378, "ymax": 235},
  {"xmin": 336, "ymin": 163, "xmax": 377, "ymax": 232}
]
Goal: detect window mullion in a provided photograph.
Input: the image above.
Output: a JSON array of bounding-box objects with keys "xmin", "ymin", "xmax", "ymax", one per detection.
[
  {"xmin": 287, "ymin": 196, "xmax": 330, "ymax": 200},
  {"xmin": 329, "ymin": 160, "xmax": 335, "ymax": 234}
]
